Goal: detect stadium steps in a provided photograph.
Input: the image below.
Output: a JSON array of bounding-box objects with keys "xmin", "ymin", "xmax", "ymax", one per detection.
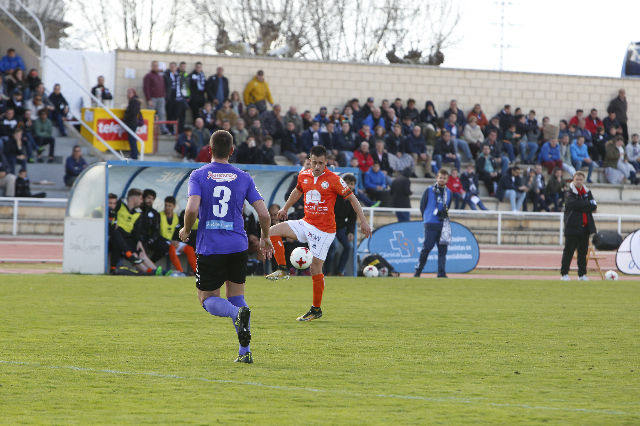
[{"xmin": 408, "ymin": 178, "xmax": 640, "ymax": 202}]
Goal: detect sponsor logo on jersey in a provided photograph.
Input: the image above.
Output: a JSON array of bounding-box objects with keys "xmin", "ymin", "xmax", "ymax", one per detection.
[
  {"xmin": 339, "ymin": 178, "xmax": 348, "ymax": 188},
  {"xmin": 321, "ymin": 181, "xmax": 329, "ymax": 189},
  {"xmin": 305, "ymin": 189, "xmax": 322, "ymax": 204},
  {"xmin": 207, "ymin": 172, "xmax": 237, "ymax": 182}
]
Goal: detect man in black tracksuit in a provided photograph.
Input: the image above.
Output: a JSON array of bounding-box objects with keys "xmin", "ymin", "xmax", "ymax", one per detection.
[
  {"xmin": 560, "ymin": 171, "xmax": 597, "ymax": 281},
  {"xmin": 326, "ymin": 173, "xmax": 357, "ymax": 276}
]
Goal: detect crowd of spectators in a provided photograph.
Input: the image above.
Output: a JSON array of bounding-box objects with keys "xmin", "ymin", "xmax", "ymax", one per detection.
[
  {"xmin": 0, "ymin": 47, "xmax": 91, "ymax": 196},
  {"xmin": 140, "ymin": 58, "xmax": 639, "ymax": 214}
]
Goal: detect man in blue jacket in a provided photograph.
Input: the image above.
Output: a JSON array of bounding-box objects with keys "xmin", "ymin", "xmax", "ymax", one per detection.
[
  {"xmin": 570, "ymin": 136, "xmax": 594, "ymax": 183},
  {"xmin": 414, "ymin": 169, "xmax": 452, "ymax": 278},
  {"xmin": 0, "ymin": 49, "xmax": 25, "ymax": 74},
  {"xmin": 538, "ymin": 137, "xmax": 562, "ymax": 174}
]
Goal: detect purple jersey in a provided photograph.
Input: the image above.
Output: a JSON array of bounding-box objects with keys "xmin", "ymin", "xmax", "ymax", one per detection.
[{"xmin": 188, "ymin": 162, "xmax": 263, "ymax": 255}]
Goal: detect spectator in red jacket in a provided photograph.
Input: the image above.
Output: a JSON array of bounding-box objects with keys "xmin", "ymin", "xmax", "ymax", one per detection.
[
  {"xmin": 353, "ymin": 141, "xmax": 374, "ymax": 173},
  {"xmin": 142, "ymin": 61, "xmax": 168, "ymax": 134},
  {"xmin": 584, "ymin": 108, "xmax": 602, "ymax": 136},
  {"xmin": 467, "ymin": 104, "xmax": 488, "ymax": 129},
  {"xmin": 569, "ymin": 109, "xmax": 583, "ymax": 127},
  {"xmin": 446, "ymin": 168, "xmax": 464, "ymax": 209}
]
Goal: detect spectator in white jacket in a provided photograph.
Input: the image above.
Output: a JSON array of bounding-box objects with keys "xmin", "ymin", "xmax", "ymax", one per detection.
[
  {"xmin": 626, "ymin": 133, "xmax": 640, "ymax": 172},
  {"xmin": 463, "ymin": 115, "xmax": 484, "ymax": 159}
]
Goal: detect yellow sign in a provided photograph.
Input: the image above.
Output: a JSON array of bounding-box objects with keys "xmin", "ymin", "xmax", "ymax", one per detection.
[{"xmin": 80, "ymin": 107, "xmax": 154, "ymax": 154}]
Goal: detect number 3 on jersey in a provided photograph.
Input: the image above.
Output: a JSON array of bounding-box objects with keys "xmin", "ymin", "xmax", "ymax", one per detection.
[{"xmin": 212, "ymin": 186, "xmax": 231, "ymax": 217}]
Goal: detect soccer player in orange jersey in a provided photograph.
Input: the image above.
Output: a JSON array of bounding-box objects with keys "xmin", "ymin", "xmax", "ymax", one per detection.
[{"xmin": 266, "ymin": 145, "xmax": 372, "ymax": 321}]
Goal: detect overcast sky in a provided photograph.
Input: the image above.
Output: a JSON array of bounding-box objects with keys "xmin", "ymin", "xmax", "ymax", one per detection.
[
  {"xmin": 62, "ymin": 0, "xmax": 638, "ymax": 78},
  {"xmin": 443, "ymin": 0, "xmax": 637, "ymax": 77}
]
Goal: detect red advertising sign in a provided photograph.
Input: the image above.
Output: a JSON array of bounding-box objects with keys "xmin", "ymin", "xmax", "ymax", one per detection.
[{"xmin": 96, "ymin": 119, "xmax": 149, "ymax": 141}]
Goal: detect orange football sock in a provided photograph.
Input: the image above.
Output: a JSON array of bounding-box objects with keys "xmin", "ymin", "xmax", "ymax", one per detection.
[
  {"xmin": 168, "ymin": 245, "xmax": 183, "ymax": 272},
  {"xmin": 271, "ymin": 236, "xmax": 286, "ymax": 266},
  {"xmin": 312, "ymin": 273, "xmax": 325, "ymax": 308},
  {"xmin": 183, "ymin": 245, "xmax": 197, "ymax": 273}
]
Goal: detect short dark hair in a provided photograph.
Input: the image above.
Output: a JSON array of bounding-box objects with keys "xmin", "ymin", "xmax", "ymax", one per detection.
[
  {"xmin": 342, "ymin": 173, "xmax": 356, "ymax": 184},
  {"xmin": 164, "ymin": 196, "xmax": 176, "ymax": 205},
  {"xmin": 179, "ymin": 61, "xmax": 186, "ymax": 65},
  {"xmin": 577, "ymin": 109, "xmax": 584, "ymax": 114},
  {"xmin": 310, "ymin": 145, "xmax": 327, "ymax": 158},
  {"xmin": 108, "ymin": 193, "xmax": 118, "ymax": 200},
  {"xmin": 195, "ymin": 61, "xmax": 202, "ymax": 66},
  {"xmin": 210, "ymin": 130, "xmax": 234, "ymax": 159},
  {"xmin": 143, "ymin": 189, "xmax": 156, "ymax": 199},
  {"xmin": 127, "ymin": 188, "xmax": 142, "ymax": 198},
  {"xmin": 257, "ymin": 70, "xmax": 264, "ymax": 76},
  {"xmin": 437, "ymin": 168, "xmax": 449, "ymax": 177}
]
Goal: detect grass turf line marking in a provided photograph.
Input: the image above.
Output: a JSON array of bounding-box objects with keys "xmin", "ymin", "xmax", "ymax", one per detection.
[{"xmin": 1, "ymin": 360, "xmax": 637, "ymax": 417}]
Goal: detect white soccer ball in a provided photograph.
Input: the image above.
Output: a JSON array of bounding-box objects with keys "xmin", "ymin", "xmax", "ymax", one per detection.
[
  {"xmin": 363, "ymin": 265, "xmax": 379, "ymax": 277},
  {"xmin": 605, "ymin": 270, "xmax": 619, "ymax": 281},
  {"xmin": 290, "ymin": 247, "xmax": 312, "ymax": 270}
]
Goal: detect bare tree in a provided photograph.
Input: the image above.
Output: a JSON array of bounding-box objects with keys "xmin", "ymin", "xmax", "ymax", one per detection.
[
  {"xmin": 191, "ymin": 0, "xmax": 458, "ymax": 65},
  {"xmin": 64, "ymin": 0, "xmax": 183, "ymax": 51}
]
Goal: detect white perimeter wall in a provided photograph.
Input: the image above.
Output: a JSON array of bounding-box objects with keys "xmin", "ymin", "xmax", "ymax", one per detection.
[
  {"xmin": 43, "ymin": 48, "xmax": 115, "ymax": 118},
  {"xmin": 114, "ymin": 49, "xmax": 640, "ymax": 131}
]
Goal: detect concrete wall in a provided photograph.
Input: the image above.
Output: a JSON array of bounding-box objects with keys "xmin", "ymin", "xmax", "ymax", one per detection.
[
  {"xmin": 114, "ymin": 49, "xmax": 640, "ymax": 130},
  {"xmin": 0, "ymin": 20, "xmax": 39, "ymax": 73}
]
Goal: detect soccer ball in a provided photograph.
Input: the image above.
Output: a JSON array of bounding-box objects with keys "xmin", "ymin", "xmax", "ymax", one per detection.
[
  {"xmin": 605, "ymin": 270, "xmax": 619, "ymax": 281},
  {"xmin": 363, "ymin": 265, "xmax": 379, "ymax": 277},
  {"xmin": 290, "ymin": 247, "xmax": 312, "ymax": 270}
]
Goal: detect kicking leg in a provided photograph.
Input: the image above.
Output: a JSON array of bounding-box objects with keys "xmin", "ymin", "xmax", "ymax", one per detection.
[{"xmin": 266, "ymin": 221, "xmax": 298, "ymax": 280}]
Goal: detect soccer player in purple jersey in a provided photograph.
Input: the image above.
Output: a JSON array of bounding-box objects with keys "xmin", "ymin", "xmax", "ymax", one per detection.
[{"xmin": 179, "ymin": 130, "xmax": 273, "ymax": 364}]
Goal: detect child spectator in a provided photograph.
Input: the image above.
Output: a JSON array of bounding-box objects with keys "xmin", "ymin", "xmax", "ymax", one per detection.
[
  {"xmin": 15, "ymin": 168, "xmax": 45, "ymax": 197},
  {"xmin": 446, "ymin": 168, "xmax": 464, "ymax": 209},
  {"xmin": 174, "ymin": 126, "xmax": 198, "ymax": 160},
  {"xmin": 545, "ymin": 168, "xmax": 566, "ymax": 212},
  {"xmin": 593, "ymin": 126, "xmax": 608, "ymax": 165},
  {"xmin": 460, "ymin": 164, "xmax": 487, "ymax": 210},
  {"xmin": 260, "ymin": 136, "xmax": 276, "ymax": 164}
]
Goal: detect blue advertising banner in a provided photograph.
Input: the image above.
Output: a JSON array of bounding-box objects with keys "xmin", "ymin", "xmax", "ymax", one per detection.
[{"xmin": 365, "ymin": 221, "xmax": 479, "ymax": 273}]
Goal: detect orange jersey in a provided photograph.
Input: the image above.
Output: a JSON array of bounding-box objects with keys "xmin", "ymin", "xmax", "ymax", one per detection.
[{"xmin": 296, "ymin": 168, "xmax": 352, "ymax": 233}]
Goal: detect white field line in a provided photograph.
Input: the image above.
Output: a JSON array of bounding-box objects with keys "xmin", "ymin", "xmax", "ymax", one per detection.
[
  {"xmin": 1, "ymin": 360, "xmax": 636, "ymax": 417},
  {"xmin": 0, "ymin": 258, "xmax": 62, "ymax": 263}
]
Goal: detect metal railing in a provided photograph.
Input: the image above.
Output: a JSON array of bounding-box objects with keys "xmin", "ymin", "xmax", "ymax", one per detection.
[
  {"xmin": 362, "ymin": 207, "xmax": 640, "ymax": 245},
  {"xmin": 0, "ymin": 197, "xmax": 68, "ymax": 236},
  {"xmin": 0, "ymin": 0, "xmax": 143, "ymax": 160}
]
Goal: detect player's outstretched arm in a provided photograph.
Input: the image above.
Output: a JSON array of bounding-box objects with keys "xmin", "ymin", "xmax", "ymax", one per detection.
[
  {"xmin": 346, "ymin": 193, "xmax": 372, "ymax": 238},
  {"xmin": 278, "ymin": 187, "xmax": 302, "ymax": 221},
  {"xmin": 179, "ymin": 195, "xmax": 200, "ymax": 243},
  {"xmin": 252, "ymin": 199, "xmax": 274, "ymax": 259}
]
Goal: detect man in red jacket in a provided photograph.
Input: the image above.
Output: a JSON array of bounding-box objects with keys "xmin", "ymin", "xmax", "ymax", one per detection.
[
  {"xmin": 142, "ymin": 61, "xmax": 168, "ymax": 134},
  {"xmin": 353, "ymin": 141, "xmax": 374, "ymax": 173},
  {"xmin": 584, "ymin": 108, "xmax": 603, "ymax": 136},
  {"xmin": 446, "ymin": 168, "xmax": 465, "ymax": 209}
]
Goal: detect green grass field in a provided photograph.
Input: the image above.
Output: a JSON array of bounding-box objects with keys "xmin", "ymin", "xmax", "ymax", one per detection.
[{"xmin": 1, "ymin": 274, "xmax": 639, "ymax": 424}]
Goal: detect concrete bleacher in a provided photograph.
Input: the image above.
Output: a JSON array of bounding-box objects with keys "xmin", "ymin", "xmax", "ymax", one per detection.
[{"xmin": 3, "ymin": 132, "xmax": 640, "ymax": 240}]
